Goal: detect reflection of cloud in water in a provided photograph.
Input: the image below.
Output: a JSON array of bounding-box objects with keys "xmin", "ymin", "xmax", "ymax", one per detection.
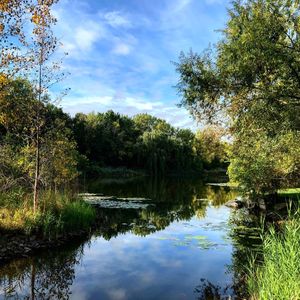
[
  {"xmin": 0, "ymin": 179, "xmax": 240, "ymax": 299},
  {"xmin": 107, "ymin": 288, "xmax": 127, "ymax": 300},
  {"xmin": 72, "ymin": 288, "xmax": 88, "ymax": 300}
]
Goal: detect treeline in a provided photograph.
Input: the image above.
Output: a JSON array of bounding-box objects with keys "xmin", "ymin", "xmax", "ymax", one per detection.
[
  {"xmin": 0, "ymin": 78, "xmax": 228, "ymax": 192},
  {"xmin": 73, "ymin": 110, "xmax": 228, "ymax": 176}
]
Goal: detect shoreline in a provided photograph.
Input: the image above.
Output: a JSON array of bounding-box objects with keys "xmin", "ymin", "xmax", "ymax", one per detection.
[{"xmin": 0, "ymin": 228, "xmax": 93, "ymax": 265}]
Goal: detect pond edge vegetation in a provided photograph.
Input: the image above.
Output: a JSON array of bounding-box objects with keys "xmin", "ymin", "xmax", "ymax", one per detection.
[{"xmin": 246, "ymin": 206, "xmax": 300, "ymax": 300}]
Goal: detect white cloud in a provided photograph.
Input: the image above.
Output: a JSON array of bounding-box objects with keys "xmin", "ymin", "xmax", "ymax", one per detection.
[
  {"xmin": 62, "ymin": 95, "xmax": 196, "ymax": 130},
  {"xmin": 56, "ymin": 19, "xmax": 107, "ymax": 58},
  {"xmin": 124, "ymin": 97, "xmax": 163, "ymax": 110},
  {"xmin": 104, "ymin": 11, "xmax": 132, "ymax": 28},
  {"xmin": 112, "ymin": 43, "xmax": 131, "ymax": 56},
  {"xmin": 50, "ymin": 0, "xmax": 228, "ymax": 132},
  {"xmin": 74, "ymin": 28, "xmax": 97, "ymax": 51}
]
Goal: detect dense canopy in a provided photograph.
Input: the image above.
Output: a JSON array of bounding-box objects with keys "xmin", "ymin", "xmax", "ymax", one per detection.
[{"xmin": 176, "ymin": 0, "xmax": 300, "ymax": 195}]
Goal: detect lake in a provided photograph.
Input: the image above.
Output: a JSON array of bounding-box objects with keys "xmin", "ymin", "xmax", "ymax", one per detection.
[{"xmin": 0, "ymin": 177, "xmax": 260, "ymax": 300}]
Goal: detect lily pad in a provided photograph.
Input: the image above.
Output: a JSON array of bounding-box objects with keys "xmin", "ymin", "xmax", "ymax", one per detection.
[{"xmin": 184, "ymin": 235, "xmax": 207, "ymax": 240}]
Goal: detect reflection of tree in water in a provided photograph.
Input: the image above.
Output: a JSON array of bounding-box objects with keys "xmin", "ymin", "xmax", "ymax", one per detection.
[
  {"xmin": 205, "ymin": 186, "xmax": 237, "ymax": 207},
  {"xmin": 92, "ymin": 178, "xmax": 236, "ymax": 239},
  {"xmin": 0, "ymin": 180, "xmax": 241, "ymax": 299},
  {"xmin": 227, "ymin": 208, "xmax": 264, "ymax": 298},
  {"xmin": 0, "ymin": 242, "xmax": 85, "ymax": 299},
  {"xmin": 194, "ymin": 279, "xmax": 233, "ymax": 300}
]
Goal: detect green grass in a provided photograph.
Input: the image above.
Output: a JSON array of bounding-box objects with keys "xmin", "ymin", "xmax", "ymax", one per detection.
[
  {"xmin": 247, "ymin": 208, "xmax": 300, "ymax": 300},
  {"xmin": 278, "ymin": 188, "xmax": 300, "ymax": 196},
  {"xmin": 0, "ymin": 190, "xmax": 96, "ymax": 238}
]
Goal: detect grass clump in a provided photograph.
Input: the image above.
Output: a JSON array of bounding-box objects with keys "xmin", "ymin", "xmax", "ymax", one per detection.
[
  {"xmin": 247, "ymin": 208, "xmax": 300, "ymax": 300},
  {"xmin": 278, "ymin": 188, "xmax": 300, "ymax": 197},
  {"xmin": 0, "ymin": 190, "xmax": 96, "ymax": 238}
]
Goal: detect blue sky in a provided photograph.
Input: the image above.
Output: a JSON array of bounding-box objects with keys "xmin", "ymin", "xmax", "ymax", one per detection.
[{"xmin": 53, "ymin": 0, "xmax": 230, "ymax": 129}]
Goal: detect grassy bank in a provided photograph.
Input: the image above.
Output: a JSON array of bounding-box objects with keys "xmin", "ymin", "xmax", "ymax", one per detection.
[
  {"xmin": 0, "ymin": 190, "xmax": 96, "ymax": 238},
  {"xmin": 247, "ymin": 208, "xmax": 300, "ymax": 300}
]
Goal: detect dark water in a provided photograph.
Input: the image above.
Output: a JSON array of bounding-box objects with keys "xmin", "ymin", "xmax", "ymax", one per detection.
[{"xmin": 0, "ymin": 177, "xmax": 260, "ymax": 300}]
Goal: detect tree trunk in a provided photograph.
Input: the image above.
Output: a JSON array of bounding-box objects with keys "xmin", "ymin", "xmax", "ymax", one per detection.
[
  {"xmin": 33, "ymin": 127, "xmax": 40, "ymax": 213},
  {"xmin": 33, "ymin": 47, "xmax": 43, "ymax": 212}
]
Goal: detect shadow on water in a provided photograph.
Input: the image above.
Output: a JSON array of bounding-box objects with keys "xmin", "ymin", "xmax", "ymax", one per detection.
[{"xmin": 0, "ymin": 177, "xmax": 262, "ymax": 300}]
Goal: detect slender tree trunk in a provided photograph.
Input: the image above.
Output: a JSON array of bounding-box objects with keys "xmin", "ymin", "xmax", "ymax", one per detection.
[
  {"xmin": 33, "ymin": 127, "xmax": 40, "ymax": 213},
  {"xmin": 33, "ymin": 46, "xmax": 43, "ymax": 212}
]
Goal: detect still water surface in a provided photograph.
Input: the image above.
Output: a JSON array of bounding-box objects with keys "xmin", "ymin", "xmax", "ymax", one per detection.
[{"xmin": 0, "ymin": 177, "xmax": 256, "ymax": 300}]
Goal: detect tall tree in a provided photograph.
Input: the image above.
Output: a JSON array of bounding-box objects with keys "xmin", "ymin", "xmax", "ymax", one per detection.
[
  {"xmin": 175, "ymin": 0, "xmax": 300, "ymax": 195},
  {"xmin": 30, "ymin": 0, "xmax": 60, "ymax": 211},
  {"xmin": 1, "ymin": 0, "xmax": 66, "ymax": 210}
]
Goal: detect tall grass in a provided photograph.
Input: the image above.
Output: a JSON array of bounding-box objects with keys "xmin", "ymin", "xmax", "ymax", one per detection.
[
  {"xmin": 247, "ymin": 207, "xmax": 300, "ymax": 300},
  {"xmin": 0, "ymin": 190, "xmax": 96, "ymax": 238}
]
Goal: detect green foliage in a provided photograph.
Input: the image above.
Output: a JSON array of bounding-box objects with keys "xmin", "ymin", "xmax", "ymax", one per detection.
[
  {"xmin": 194, "ymin": 126, "xmax": 229, "ymax": 169},
  {"xmin": 229, "ymin": 131, "xmax": 300, "ymax": 195},
  {"xmin": 247, "ymin": 208, "xmax": 300, "ymax": 300},
  {"xmin": 0, "ymin": 79, "xmax": 79, "ymax": 191},
  {"xmin": 73, "ymin": 111, "xmax": 222, "ymax": 176},
  {"xmin": 175, "ymin": 0, "xmax": 300, "ymax": 195},
  {"xmin": 0, "ymin": 191, "xmax": 96, "ymax": 237}
]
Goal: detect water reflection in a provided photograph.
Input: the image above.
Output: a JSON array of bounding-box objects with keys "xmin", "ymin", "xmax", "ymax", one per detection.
[
  {"xmin": 0, "ymin": 177, "xmax": 247, "ymax": 300},
  {"xmin": 87, "ymin": 178, "xmax": 238, "ymax": 240},
  {"xmin": 194, "ymin": 279, "xmax": 233, "ymax": 300},
  {"xmin": 228, "ymin": 208, "xmax": 264, "ymax": 298},
  {"xmin": 0, "ymin": 241, "xmax": 85, "ymax": 299}
]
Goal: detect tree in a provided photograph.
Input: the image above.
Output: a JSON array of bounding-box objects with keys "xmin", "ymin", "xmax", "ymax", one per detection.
[
  {"xmin": 194, "ymin": 126, "xmax": 228, "ymax": 169},
  {"xmin": 1, "ymin": 0, "xmax": 65, "ymax": 211},
  {"xmin": 30, "ymin": 0, "xmax": 61, "ymax": 211},
  {"xmin": 0, "ymin": 79, "xmax": 78, "ymax": 193},
  {"xmin": 175, "ymin": 0, "xmax": 300, "ymax": 195},
  {"xmin": 71, "ymin": 111, "xmax": 204, "ymax": 176},
  {"xmin": 0, "ymin": 78, "xmax": 36, "ymax": 191}
]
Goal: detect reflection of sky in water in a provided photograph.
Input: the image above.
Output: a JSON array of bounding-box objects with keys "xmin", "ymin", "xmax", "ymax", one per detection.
[
  {"xmin": 0, "ymin": 180, "xmax": 240, "ymax": 300},
  {"xmin": 71, "ymin": 205, "xmax": 233, "ymax": 300}
]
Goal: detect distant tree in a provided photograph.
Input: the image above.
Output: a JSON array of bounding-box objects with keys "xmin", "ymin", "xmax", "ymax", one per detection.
[
  {"xmin": 133, "ymin": 114, "xmax": 161, "ymax": 133},
  {"xmin": 72, "ymin": 111, "xmax": 204, "ymax": 176},
  {"xmin": 194, "ymin": 126, "xmax": 228, "ymax": 169}
]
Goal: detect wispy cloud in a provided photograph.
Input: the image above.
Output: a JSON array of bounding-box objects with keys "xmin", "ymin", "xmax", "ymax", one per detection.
[
  {"xmin": 103, "ymin": 11, "xmax": 132, "ymax": 28},
  {"xmin": 112, "ymin": 43, "xmax": 131, "ymax": 55},
  {"xmin": 74, "ymin": 22, "xmax": 105, "ymax": 51},
  {"xmin": 51, "ymin": 0, "xmax": 229, "ymax": 130}
]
